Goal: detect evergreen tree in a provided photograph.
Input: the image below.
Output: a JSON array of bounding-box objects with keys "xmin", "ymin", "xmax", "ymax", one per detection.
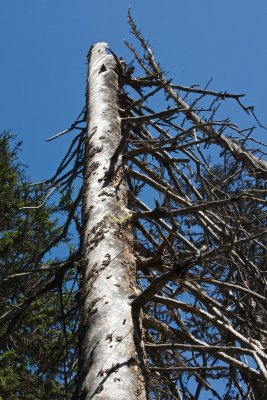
[{"xmin": 0, "ymin": 132, "xmax": 78, "ymax": 399}]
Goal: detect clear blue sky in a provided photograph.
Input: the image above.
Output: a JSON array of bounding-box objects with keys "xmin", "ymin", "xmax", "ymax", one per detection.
[{"xmin": 1, "ymin": 0, "xmax": 267, "ymax": 180}]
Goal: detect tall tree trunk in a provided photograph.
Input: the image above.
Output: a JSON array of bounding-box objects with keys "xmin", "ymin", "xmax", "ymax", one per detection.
[{"xmin": 77, "ymin": 43, "xmax": 146, "ymax": 400}]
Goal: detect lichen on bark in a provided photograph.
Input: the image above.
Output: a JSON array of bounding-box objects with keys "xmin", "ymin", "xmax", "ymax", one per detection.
[{"xmin": 77, "ymin": 43, "xmax": 147, "ymax": 400}]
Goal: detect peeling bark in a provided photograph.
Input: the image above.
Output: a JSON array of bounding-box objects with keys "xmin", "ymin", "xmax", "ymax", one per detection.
[{"xmin": 77, "ymin": 43, "xmax": 146, "ymax": 400}]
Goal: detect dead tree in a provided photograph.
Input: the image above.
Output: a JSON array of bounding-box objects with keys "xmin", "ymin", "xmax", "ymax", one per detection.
[
  {"xmin": 78, "ymin": 27, "xmax": 267, "ymax": 397},
  {"xmin": 1, "ymin": 12, "xmax": 266, "ymax": 400},
  {"xmin": 77, "ymin": 42, "xmax": 147, "ymax": 399}
]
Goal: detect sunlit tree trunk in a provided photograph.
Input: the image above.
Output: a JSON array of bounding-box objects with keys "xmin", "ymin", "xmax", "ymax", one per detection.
[{"xmin": 77, "ymin": 43, "xmax": 146, "ymax": 400}]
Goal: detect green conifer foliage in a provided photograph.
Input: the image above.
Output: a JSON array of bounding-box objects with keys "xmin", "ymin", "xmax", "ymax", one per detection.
[{"xmin": 0, "ymin": 132, "xmax": 77, "ymax": 399}]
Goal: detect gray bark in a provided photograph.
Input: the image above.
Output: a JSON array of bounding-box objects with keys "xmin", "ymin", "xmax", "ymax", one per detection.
[{"xmin": 77, "ymin": 43, "xmax": 146, "ymax": 400}]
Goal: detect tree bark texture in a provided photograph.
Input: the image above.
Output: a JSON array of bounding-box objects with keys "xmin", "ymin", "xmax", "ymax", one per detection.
[{"xmin": 77, "ymin": 43, "xmax": 146, "ymax": 400}]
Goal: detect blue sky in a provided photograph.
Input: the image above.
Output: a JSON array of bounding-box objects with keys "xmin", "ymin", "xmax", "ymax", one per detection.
[{"xmin": 1, "ymin": 0, "xmax": 267, "ymax": 180}]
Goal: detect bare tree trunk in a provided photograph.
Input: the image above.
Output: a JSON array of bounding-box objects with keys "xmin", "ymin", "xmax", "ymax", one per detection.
[{"xmin": 77, "ymin": 43, "xmax": 146, "ymax": 400}]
